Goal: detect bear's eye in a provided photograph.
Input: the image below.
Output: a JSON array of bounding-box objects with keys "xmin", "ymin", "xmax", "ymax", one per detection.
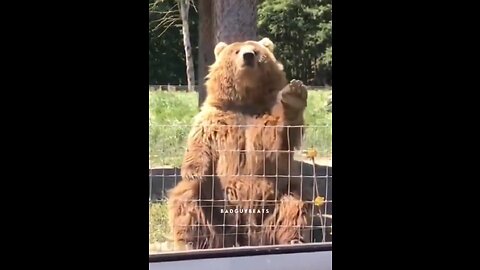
[{"xmin": 235, "ymin": 50, "xmax": 240, "ymax": 54}]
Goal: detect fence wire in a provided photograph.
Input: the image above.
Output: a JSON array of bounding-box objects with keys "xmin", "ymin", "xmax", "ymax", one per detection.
[{"xmin": 149, "ymin": 124, "xmax": 332, "ymax": 253}]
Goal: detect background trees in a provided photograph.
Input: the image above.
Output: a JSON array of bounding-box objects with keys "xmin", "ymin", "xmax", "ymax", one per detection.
[{"xmin": 149, "ymin": 0, "xmax": 332, "ymax": 90}]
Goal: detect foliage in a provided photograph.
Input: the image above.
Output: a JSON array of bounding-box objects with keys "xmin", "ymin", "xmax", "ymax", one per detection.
[
  {"xmin": 149, "ymin": 0, "xmax": 332, "ymax": 86},
  {"xmin": 149, "ymin": 0, "xmax": 198, "ymax": 85},
  {"xmin": 257, "ymin": 0, "xmax": 332, "ymax": 86}
]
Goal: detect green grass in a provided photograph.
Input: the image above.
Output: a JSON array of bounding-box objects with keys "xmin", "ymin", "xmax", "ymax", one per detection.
[
  {"xmin": 149, "ymin": 90, "xmax": 332, "ymax": 168},
  {"xmin": 149, "ymin": 91, "xmax": 198, "ymax": 167},
  {"xmin": 303, "ymin": 90, "xmax": 332, "ymax": 158},
  {"xmin": 149, "ymin": 202, "xmax": 170, "ymax": 244}
]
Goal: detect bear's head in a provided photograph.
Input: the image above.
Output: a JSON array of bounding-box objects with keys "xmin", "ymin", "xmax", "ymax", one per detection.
[{"xmin": 204, "ymin": 38, "xmax": 287, "ymax": 107}]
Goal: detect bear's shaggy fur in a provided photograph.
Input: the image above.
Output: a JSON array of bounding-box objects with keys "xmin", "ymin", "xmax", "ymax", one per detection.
[
  {"xmin": 223, "ymin": 178, "xmax": 310, "ymax": 246},
  {"xmin": 167, "ymin": 38, "xmax": 310, "ymax": 250}
]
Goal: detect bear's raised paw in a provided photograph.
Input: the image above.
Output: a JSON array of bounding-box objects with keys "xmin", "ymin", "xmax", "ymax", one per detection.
[{"xmin": 280, "ymin": 79, "xmax": 308, "ymax": 110}]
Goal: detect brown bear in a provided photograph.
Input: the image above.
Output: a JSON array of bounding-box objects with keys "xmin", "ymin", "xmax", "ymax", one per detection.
[
  {"xmin": 223, "ymin": 177, "xmax": 310, "ymax": 246},
  {"xmin": 167, "ymin": 37, "xmax": 310, "ymax": 250},
  {"xmin": 252, "ymin": 194, "xmax": 308, "ymax": 246}
]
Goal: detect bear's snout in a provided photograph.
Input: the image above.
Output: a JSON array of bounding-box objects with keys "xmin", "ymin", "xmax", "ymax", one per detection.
[{"xmin": 242, "ymin": 51, "xmax": 256, "ymax": 67}]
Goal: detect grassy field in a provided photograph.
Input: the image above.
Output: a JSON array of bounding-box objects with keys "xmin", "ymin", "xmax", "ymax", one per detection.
[
  {"xmin": 149, "ymin": 91, "xmax": 198, "ymax": 167},
  {"xmin": 149, "ymin": 89, "xmax": 332, "ymax": 247},
  {"xmin": 149, "ymin": 203, "xmax": 169, "ymax": 244},
  {"xmin": 149, "ymin": 90, "xmax": 332, "ymax": 168}
]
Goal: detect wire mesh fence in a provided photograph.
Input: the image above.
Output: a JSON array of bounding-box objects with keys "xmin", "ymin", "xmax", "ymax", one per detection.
[
  {"xmin": 149, "ymin": 84, "xmax": 332, "ymax": 92},
  {"xmin": 149, "ymin": 124, "xmax": 332, "ymax": 253}
]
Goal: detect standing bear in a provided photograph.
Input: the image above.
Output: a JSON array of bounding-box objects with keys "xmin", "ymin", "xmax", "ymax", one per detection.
[{"xmin": 167, "ymin": 37, "xmax": 311, "ymax": 250}]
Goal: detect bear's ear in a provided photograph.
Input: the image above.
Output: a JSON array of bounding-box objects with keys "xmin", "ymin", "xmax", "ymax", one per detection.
[
  {"xmin": 258, "ymin": 37, "xmax": 275, "ymax": 52},
  {"xmin": 214, "ymin": 42, "xmax": 228, "ymax": 59}
]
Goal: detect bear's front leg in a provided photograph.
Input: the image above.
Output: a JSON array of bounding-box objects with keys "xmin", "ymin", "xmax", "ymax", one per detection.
[
  {"xmin": 181, "ymin": 124, "xmax": 215, "ymax": 183},
  {"xmin": 243, "ymin": 80, "xmax": 308, "ymax": 199},
  {"xmin": 266, "ymin": 79, "xmax": 308, "ymax": 152}
]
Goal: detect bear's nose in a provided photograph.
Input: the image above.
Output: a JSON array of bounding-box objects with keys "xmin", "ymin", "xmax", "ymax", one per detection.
[{"xmin": 243, "ymin": 51, "xmax": 255, "ymax": 65}]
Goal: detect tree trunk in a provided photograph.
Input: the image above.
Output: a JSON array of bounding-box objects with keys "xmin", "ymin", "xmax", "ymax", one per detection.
[
  {"xmin": 213, "ymin": 0, "xmax": 258, "ymax": 43},
  {"xmin": 197, "ymin": 0, "xmax": 214, "ymax": 107},
  {"xmin": 179, "ymin": 0, "xmax": 195, "ymax": 92},
  {"xmin": 197, "ymin": 0, "xmax": 258, "ymax": 107}
]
